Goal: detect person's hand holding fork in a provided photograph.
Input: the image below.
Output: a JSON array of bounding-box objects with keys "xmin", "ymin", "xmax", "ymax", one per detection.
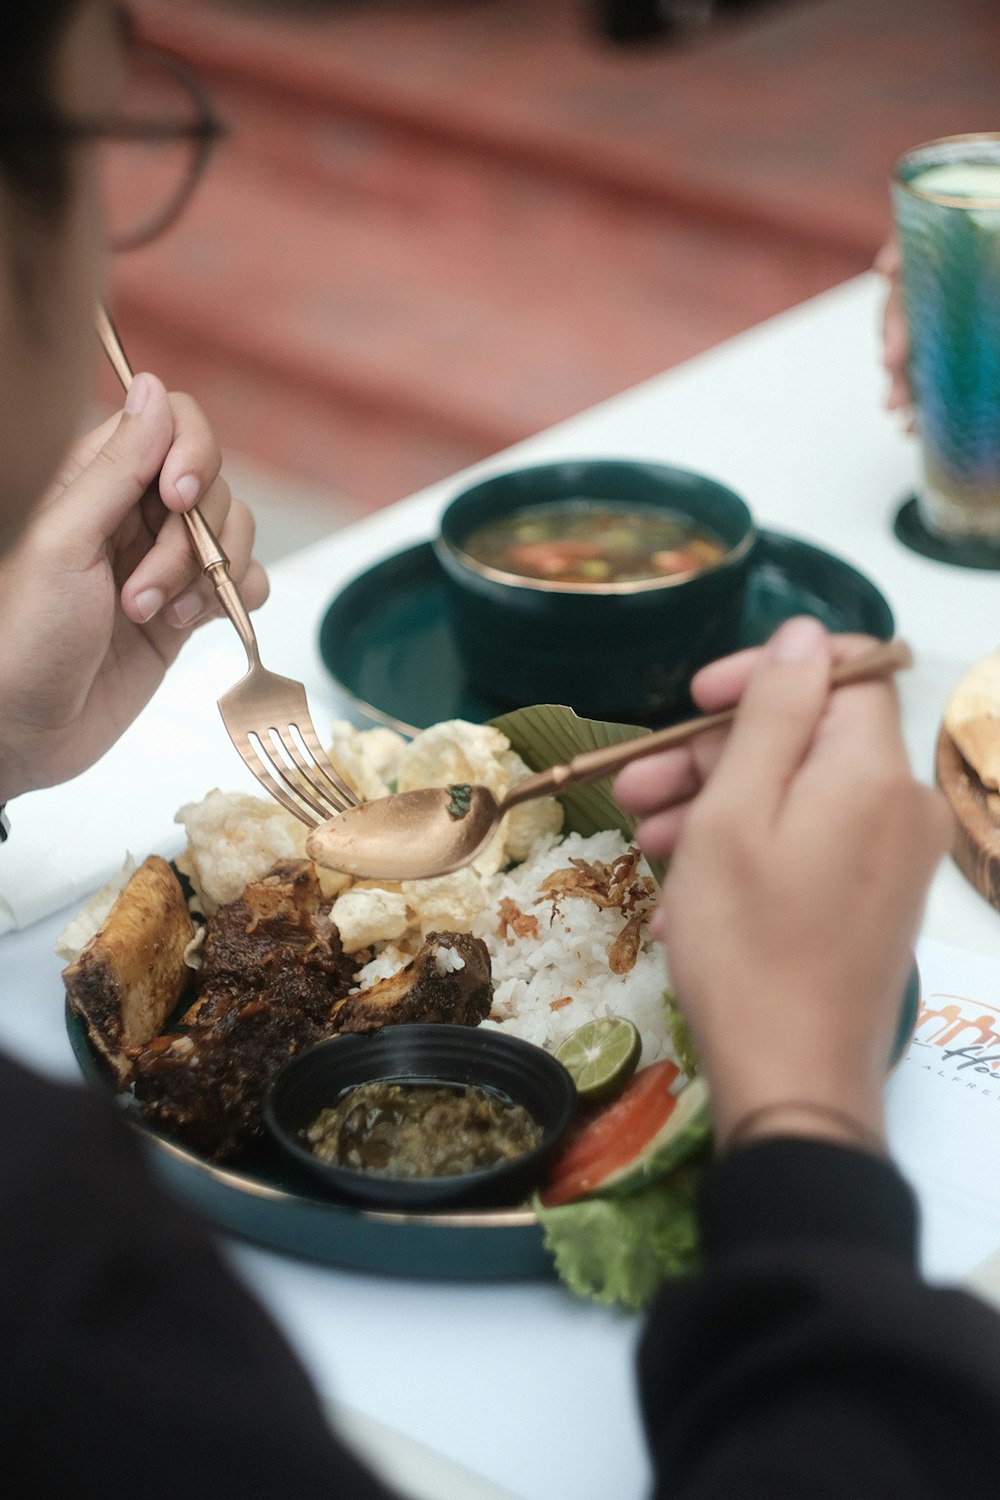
[{"xmin": 0, "ymin": 373, "xmax": 267, "ymax": 805}]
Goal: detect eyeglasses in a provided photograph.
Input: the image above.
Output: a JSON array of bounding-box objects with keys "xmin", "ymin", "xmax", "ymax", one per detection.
[
  {"xmin": 0, "ymin": 45, "xmax": 226, "ymax": 252},
  {"xmin": 98, "ymin": 44, "xmax": 227, "ymax": 251}
]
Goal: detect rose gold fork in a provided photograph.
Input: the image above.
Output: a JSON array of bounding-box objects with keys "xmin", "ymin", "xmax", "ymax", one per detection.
[{"xmin": 96, "ymin": 303, "xmax": 359, "ymax": 826}]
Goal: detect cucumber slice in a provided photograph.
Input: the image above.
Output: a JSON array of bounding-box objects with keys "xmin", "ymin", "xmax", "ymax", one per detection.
[{"xmin": 600, "ymin": 1075, "xmax": 711, "ymax": 1197}]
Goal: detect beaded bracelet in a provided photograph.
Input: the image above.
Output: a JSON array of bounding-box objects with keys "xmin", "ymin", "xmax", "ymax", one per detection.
[{"xmin": 723, "ymin": 1101, "xmax": 887, "ymax": 1158}]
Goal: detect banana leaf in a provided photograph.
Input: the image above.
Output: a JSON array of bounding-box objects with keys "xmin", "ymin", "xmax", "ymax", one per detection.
[{"xmin": 488, "ymin": 702, "xmax": 649, "ymax": 844}]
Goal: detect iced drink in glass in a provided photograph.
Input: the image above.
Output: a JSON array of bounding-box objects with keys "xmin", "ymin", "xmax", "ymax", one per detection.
[{"xmin": 892, "ymin": 134, "xmax": 1000, "ymax": 541}]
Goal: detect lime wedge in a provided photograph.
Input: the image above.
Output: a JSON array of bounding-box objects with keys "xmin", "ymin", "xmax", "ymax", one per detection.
[{"xmin": 555, "ymin": 1017, "xmax": 642, "ymax": 1102}]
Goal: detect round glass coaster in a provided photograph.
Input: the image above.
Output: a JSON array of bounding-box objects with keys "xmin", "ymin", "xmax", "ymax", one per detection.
[{"xmin": 893, "ymin": 495, "xmax": 1000, "ymax": 570}]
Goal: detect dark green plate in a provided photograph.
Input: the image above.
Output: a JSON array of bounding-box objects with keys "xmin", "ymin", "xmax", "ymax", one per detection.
[
  {"xmin": 65, "ymin": 534, "xmax": 899, "ymax": 1276},
  {"xmin": 319, "ymin": 530, "xmax": 894, "ymax": 734},
  {"xmin": 66, "ymin": 1006, "xmax": 550, "ymax": 1279},
  {"xmin": 66, "ymin": 962, "xmax": 920, "ymax": 1278}
]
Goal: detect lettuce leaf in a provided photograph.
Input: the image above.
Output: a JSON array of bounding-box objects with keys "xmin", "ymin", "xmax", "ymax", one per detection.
[{"xmin": 534, "ymin": 1166, "xmax": 702, "ymax": 1309}]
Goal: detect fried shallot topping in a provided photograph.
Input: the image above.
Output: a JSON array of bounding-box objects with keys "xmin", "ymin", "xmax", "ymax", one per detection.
[
  {"xmin": 496, "ymin": 897, "xmax": 540, "ymax": 943},
  {"xmin": 535, "ymin": 847, "xmax": 656, "ymax": 974}
]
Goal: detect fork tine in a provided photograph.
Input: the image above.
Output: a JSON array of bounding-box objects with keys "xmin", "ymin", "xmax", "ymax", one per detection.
[
  {"xmin": 253, "ymin": 731, "xmax": 352, "ymax": 824},
  {"xmin": 294, "ymin": 719, "xmax": 361, "ymax": 808},
  {"xmin": 228, "ymin": 731, "xmax": 322, "ymax": 827},
  {"xmin": 278, "ymin": 720, "xmax": 361, "ymax": 814},
  {"xmin": 269, "ymin": 727, "xmax": 354, "ymax": 822}
]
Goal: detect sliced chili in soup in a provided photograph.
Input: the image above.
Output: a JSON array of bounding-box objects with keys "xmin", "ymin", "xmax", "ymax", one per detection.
[{"xmin": 460, "ymin": 500, "xmax": 727, "ymax": 585}]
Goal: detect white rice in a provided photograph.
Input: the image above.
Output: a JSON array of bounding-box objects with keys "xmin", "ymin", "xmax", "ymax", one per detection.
[
  {"xmin": 473, "ymin": 830, "xmax": 671, "ymax": 1065},
  {"xmin": 352, "ymin": 829, "xmax": 672, "ymax": 1068}
]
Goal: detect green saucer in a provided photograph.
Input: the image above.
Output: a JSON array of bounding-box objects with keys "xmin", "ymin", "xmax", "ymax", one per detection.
[{"xmin": 319, "ymin": 530, "xmax": 894, "ymax": 734}]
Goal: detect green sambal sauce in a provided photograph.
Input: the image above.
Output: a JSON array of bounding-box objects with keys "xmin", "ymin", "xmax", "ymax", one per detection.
[{"xmin": 305, "ymin": 1081, "xmax": 543, "ymax": 1178}]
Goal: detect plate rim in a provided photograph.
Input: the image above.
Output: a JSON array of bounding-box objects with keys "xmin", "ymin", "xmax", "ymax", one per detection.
[
  {"xmin": 65, "ymin": 1003, "xmax": 538, "ymax": 1233},
  {"xmin": 65, "ymin": 958, "xmax": 919, "ymax": 1277}
]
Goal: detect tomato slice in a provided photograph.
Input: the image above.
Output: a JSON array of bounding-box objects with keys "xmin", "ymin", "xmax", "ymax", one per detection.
[
  {"xmin": 552, "ymin": 1058, "xmax": 680, "ymax": 1172},
  {"xmin": 541, "ymin": 1058, "xmax": 680, "ymax": 1207}
]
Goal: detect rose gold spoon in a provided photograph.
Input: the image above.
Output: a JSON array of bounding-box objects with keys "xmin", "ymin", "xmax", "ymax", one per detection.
[{"xmin": 306, "ymin": 638, "xmax": 913, "ymax": 881}]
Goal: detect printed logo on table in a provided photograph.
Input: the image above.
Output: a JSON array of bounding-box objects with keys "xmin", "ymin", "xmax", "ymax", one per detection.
[{"xmin": 911, "ymin": 990, "xmax": 1000, "ymax": 1095}]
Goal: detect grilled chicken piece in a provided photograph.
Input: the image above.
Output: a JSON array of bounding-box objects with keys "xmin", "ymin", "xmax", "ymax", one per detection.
[
  {"xmin": 179, "ymin": 860, "xmax": 347, "ymax": 1025},
  {"xmin": 63, "ymin": 856, "xmax": 194, "ymax": 1083},
  {"xmin": 330, "ymin": 931, "xmax": 492, "ymax": 1034},
  {"xmin": 131, "ymin": 861, "xmax": 356, "ymax": 1159},
  {"xmin": 131, "ymin": 993, "xmax": 332, "ymax": 1161},
  {"xmin": 129, "ymin": 865, "xmax": 494, "ymax": 1162}
]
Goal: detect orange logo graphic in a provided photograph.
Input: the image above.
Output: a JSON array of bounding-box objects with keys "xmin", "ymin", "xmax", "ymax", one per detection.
[{"xmin": 913, "ymin": 991, "xmax": 1000, "ymax": 1080}]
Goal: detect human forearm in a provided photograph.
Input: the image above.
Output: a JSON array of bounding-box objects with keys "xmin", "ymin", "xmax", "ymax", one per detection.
[
  {"xmin": 0, "ymin": 1053, "xmax": 398, "ymax": 1499},
  {"xmin": 641, "ymin": 1139, "xmax": 1000, "ymax": 1499}
]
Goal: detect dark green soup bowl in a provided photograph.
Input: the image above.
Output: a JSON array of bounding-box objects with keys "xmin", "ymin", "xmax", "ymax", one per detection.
[{"xmin": 434, "ymin": 458, "xmax": 757, "ymax": 721}]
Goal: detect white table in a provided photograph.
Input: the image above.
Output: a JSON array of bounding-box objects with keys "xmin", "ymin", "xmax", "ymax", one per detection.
[{"xmin": 4, "ymin": 273, "xmax": 1000, "ymax": 1500}]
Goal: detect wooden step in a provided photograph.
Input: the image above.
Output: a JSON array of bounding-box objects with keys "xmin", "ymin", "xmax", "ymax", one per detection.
[
  {"xmin": 108, "ymin": 136, "xmax": 860, "ymax": 506},
  {"xmin": 109, "ymin": 0, "xmax": 998, "ymax": 509},
  {"xmin": 133, "ymin": 0, "xmax": 1000, "ymax": 254}
]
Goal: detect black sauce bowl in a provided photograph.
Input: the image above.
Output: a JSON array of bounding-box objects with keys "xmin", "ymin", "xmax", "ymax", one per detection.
[
  {"xmin": 264, "ymin": 1025, "xmax": 577, "ymax": 1210},
  {"xmin": 435, "ymin": 458, "xmax": 757, "ymax": 721}
]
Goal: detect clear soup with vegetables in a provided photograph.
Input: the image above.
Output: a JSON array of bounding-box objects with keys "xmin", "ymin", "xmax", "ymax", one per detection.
[{"xmin": 460, "ymin": 499, "xmax": 727, "ymax": 586}]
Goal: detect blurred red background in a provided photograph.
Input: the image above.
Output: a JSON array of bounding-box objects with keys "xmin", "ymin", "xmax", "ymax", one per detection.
[{"xmin": 108, "ymin": 0, "xmax": 1000, "ymax": 517}]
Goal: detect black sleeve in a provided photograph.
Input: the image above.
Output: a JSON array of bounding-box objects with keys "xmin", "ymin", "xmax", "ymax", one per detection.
[
  {"xmin": 639, "ymin": 1138, "xmax": 1000, "ymax": 1499},
  {"xmin": 0, "ymin": 1053, "xmax": 399, "ymax": 1500}
]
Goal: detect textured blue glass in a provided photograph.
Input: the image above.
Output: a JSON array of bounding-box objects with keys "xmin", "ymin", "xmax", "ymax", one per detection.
[{"xmin": 893, "ymin": 136, "xmax": 1000, "ymax": 538}]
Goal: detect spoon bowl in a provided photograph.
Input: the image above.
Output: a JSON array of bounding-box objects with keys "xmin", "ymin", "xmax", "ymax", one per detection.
[
  {"xmin": 308, "ymin": 785, "xmax": 501, "ymax": 880},
  {"xmin": 306, "ymin": 639, "xmax": 913, "ymax": 882}
]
